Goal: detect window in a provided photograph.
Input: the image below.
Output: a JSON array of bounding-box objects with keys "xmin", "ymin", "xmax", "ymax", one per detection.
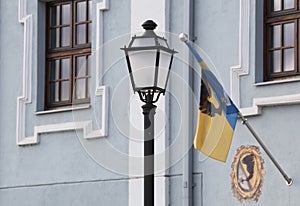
[
  {"xmin": 46, "ymin": 0, "xmax": 92, "ymax": 109},
  {"xmin": 264, "ymin": 0, "xmax": 300, "ymax": 81}
]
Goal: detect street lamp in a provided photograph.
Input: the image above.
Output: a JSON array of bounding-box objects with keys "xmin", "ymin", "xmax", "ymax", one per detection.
[{"xmin": 121, "ymin": 20, "xmax": 177, "ymax": 206}]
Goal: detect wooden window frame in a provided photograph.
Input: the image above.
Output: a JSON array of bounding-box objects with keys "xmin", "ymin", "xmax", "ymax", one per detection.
[
  {"xmin": 45, "ymin": 0, "xmax": 92, "ymax": 110},
  {"xmin": 264, "ymin": 0, "xmax": 300, "ymax": 81}
]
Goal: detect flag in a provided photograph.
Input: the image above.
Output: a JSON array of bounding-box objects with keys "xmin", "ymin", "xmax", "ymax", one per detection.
[{"xmin": 181, "ymin": 34, "xmax": 239, "ymax": 162}]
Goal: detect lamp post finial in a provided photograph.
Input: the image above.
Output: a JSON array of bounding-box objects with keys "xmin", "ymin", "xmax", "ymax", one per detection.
[{"xmin": 142, "ymin": 20, "xmax": 157, "ymax": 30}]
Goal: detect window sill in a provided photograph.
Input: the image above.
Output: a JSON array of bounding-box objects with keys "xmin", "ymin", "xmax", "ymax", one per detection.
[
  {"xmin": 255, "ymin": 77, "xmax": 300, "ymax": 86},
  {"xmin": 35, "ymin": 104, "xmax": 91, "ymax": 115}
]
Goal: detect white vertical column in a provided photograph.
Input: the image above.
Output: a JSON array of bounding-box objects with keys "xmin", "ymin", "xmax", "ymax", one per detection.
[{"xmin": 128, "ymin": 0, "xmax": 170, "ymax": 206}]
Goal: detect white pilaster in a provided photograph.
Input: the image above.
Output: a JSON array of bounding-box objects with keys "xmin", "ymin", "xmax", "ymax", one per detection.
[{"xmin": 129, "ymin": 0, "xmax": 170, "ymax": 205}]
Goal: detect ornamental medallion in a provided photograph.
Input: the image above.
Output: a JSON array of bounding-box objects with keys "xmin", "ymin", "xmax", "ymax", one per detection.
[{"xmin": 230, "ymin": 146, "xmax": 265, "ymax": 202}]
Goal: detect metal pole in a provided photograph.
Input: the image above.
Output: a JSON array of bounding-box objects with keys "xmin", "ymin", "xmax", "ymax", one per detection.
[
  {"xmin": 182, "ymin": 0, "xmax": 195, "ymax": 205},
  {"xmin": 239, "ymin": 113, "xmax": 293, "ymax": 186},
  {"xmin": 142, "ymin": 102, "xmax": 157, "ymax": 206}
]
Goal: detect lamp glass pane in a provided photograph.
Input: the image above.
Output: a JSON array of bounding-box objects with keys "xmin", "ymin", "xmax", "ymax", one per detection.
[
  {"xmin": 158, "ymin": 38, "xmax": 168, "ymax": 47},
  {"xmin": 128, "ymin": 50, "xmax": 157, "ymax": 89},
  {"xmin": 131, "ymin": 38, "xmax": 155, "ymax": 47},
  {"xmin": 157, "ymin": 51, "xmax": 172, "ymax": 89}
]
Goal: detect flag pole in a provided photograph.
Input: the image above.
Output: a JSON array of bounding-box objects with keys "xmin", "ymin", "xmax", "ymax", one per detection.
[
  {"xmin": 179, "ymin": 33, "xmax": 292, "ymax": 185},
  {"xmin": 238, "ymin": 112, "xmax": 293, "ymax": 186}
]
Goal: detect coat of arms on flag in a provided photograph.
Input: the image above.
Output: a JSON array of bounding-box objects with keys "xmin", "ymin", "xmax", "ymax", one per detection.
[{"xmin": 179, "ymin": 33, "xmax": 239, "ymax": 162}]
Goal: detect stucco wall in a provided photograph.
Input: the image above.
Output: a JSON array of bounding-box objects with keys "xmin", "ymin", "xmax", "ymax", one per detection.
[
  {"xmin": 0, "ymin": 0, "xmax": 131, "ymax": 205},
  {"xmin": 1, "ymin": 0, "xmax": 300, "ymax": 205}
]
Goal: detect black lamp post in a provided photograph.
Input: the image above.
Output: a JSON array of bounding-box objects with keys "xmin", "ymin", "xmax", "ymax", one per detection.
[{"xmin": 121, "ymin": 20, "xmax": 177, "ymax": 206}]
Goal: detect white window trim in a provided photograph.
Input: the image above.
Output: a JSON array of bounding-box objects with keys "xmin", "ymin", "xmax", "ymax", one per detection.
[
  {"xmin": 230, "ymin": 0, "xmax": 300, "ymax": 116},
  {"xmin": 17, "ymin": 0, "xmax": 109, "ymax": 146}
]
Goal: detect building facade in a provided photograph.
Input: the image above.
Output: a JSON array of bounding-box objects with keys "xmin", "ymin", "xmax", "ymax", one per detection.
[{"xmin": 0, "ymin": 0, "xmax": 299, "ymax": 205}]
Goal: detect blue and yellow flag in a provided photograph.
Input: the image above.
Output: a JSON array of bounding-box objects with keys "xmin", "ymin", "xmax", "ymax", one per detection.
[{"xmin": 181, "ymin": 34, "xmax": 239, "ymax": 162}]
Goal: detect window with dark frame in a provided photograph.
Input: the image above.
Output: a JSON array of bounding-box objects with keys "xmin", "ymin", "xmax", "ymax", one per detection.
[
  {"xmin": 265, "ymin": 0, "xmax": 300, "ymax": 81},
  {"xmin": 46, "ymin": 0, "xmax": 92, "ymax": 109}
]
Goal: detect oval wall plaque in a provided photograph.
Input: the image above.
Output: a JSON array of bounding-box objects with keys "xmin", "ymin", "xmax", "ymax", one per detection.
[{"xmin": 230, "ymin": 146, "xmax": 265, "ymax": 202}]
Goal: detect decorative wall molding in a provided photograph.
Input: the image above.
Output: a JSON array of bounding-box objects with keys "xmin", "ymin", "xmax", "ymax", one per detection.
[
  {"xmin": 17, "ymin": 0, "xmax": 34, "ymax": 145},
  {"xmin": 17, "ymin": 0, "xmax": 109, "ymax": 146},
  {"xmin": 239, "ymin": 94, "xmax": 300, "ymax": 116},
  {"xmin": 18, "ymin": 121, "xmax": 106, "ymax": 146},
  {"xmin": 230, "ymin": 1, "xmax": 300, "ymax": 116},
  {"xmin": 94, "ymin": 0, "xmax": 110, "ymax": 137},
  {"xmin": 230, "ymin": 0, "xmax": 250, "ymax": 108},
  {"xmin": 96, "ymin": 0, "xmax": 109, "ymax": 89}
]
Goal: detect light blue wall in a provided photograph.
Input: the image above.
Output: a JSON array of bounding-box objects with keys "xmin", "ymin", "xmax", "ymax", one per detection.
[
  {"xmin": 1, "ymin": 0, "xmax": 300, "ymax": 205},
  {"xmin": 0, "ymin": 179, "xmax": 128, "ymax": 206},
  {"xmin": 191, "ymin": 0, "xmax": 300, "ymax": 206},
  {"xmin": 0, "ymin": 0, "xmax": 131, "ymax": 205}
]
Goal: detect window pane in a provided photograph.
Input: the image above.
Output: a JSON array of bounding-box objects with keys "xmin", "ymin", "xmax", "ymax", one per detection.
[
  {"xmin": 49, "ymin": 82, "xmax": 59, "ymax": 102},
  {"xmin": 61, "ymin": 4, "xmax": 70, "ymax": 25},
  {"xmin": 76, "ymin": 56, "xmax": 87, "ymax": 76},
  {"xmin": 76, "ymin": 1, "xmax": 86, "ymax": 22},
  {"xmin": 284, "ymin": 0, "xmax": 294, "ymax": 10},
  {"xmin": 61, "ymin": 81, "xmax": 70, "ymax": 101},
  {"xmin": 273, "ymin": 0, "xmax": 282, "ymax": 11},
  {"xmin": 50, "ymin": 28, "xmax": 60, "ymax": 48},
  {"xmin": 271, "ymin": 50, "xmax": 281, "ymax": 73},
  {"xmin": 76, "ymin": 24, "xmax": 86, "ymax": 44},
  {"xmin": 61, "ymin": 58, "xmax": 70, "ymax": 79},
  {"xmin": 283, "ymin": 48, "xmax": 294, "ymax": 71},
  {"xmin": 88, "ymin": 0, "xmax": 92, "ymax": 20},
  {"xmin": 49, "ymin": 60, "xmax": 59, "ymax": 81},
  {"xmin": 75, "ymin": 79, "xmax": 87, "ymax": 99},
  {"xmin": 50, "ymin": 6, "xmax": 60, "ymax": 26},
  {"xmin": 283, "ymin": 23, "xmax": 294, "ymax": 46},
  {"xmin": 46, "ymin": 1, "xmax": 92, "ymax": 108},
  {"xmin": 271, "ymin": 25, "xmax": 281, "ymax": 48},
  {"xmin": 61, "ymin": 27, "xmax": 70, "ymax": 47}
]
